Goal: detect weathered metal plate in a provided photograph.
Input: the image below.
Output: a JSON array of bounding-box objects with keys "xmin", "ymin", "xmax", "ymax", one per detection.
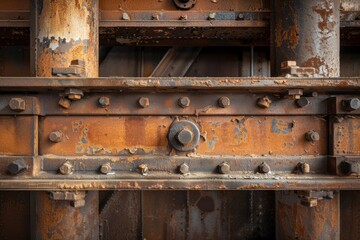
[
  {"xmin": 0, "ymin": 116, "xmax": 36, "ymax": 155},
  {"xmin": 331, "ymin": 116, "xmax": 360, "ymax": 155},
  {"xmin": 39, "ymin": 116, "xmax": 326, "ymax": 156}
]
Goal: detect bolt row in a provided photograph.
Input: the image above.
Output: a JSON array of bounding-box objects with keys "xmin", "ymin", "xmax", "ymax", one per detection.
[{"xmin": 8, "ymin": 96, "xmax": 360, "ymax": 112}]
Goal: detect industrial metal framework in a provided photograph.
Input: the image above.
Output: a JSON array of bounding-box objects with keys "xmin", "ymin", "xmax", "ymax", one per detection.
[{"xmin": 0, "ymin": 0, "xmax": 359, "ymax": 239}]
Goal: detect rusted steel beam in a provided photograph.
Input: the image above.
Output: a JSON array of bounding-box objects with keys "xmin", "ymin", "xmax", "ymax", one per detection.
[
  {"xmin": 31, "ymin": 0, "xmax": 100, "ymax": 239},
  {"xmin": 0, "ymin": 178, "xmax": 359, "ymax": 191},
  {"xmin": 30, "ymin": 0, "xmax": 99, "ymax": 78},
  {"xmin": 276, "ymin": 191, "xmax": 340, "ymax": 240},
  {"xmin": 0, "ymin": 77, "xmax": 359, "ymax": 92},
  {"xmin": 271, "ymin": 0, "xmax": 340, "ymax": 77},
  {"xmin": 34, "ymin": 191, "xmax": 99, "ymax": 239}
]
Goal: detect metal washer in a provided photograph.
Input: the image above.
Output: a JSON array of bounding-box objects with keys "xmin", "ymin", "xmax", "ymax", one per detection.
[{"xmin": 168, "ymin": 120, "xmax": 200, "ymax": 152}]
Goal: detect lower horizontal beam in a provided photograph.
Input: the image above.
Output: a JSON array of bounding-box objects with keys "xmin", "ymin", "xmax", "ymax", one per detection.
[{"xmin": 0, "ymin": 177, "xmax": 359, "ymax": 190}]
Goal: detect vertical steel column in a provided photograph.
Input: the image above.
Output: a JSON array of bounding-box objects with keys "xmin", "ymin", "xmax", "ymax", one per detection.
[
  {"xmin": 271, "ymin": 0, "xmax": 340, "ymax": 77},
  {"xmin": 31, "ymin": 0, "xmax": 99, "ymax": 239},
  {"xmin": 271, "ymin": 0, "xmax": 340, "ymax": 239}
]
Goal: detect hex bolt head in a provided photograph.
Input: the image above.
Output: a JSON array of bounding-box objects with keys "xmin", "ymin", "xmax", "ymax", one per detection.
[
  {"xmin": 8, "ymin": 159, "xmax": 28, "ymax": 175},
  {"xmin": 218, "ymin": 162, "xmax": 230, "ymax": 174},
  {"xmin": 122, "ymin": 12, "xmax": 130, "ymax": 20},
  {"xmin": 151, "ymin": 13, "xmax": 160, "ymax": 20},
  {"xmin": 59, "ymin": 162, "xmax": 74, "ymax": 175},
  {"xmin": 178, "ymin": 97, "xmax": 190, "ymax": 108},
  {"xmin": 98, "ymin": 97, "xmax": 110, "ymax": 108},
  {"xmin": 179, "ymin": 163, "xmax": 190, "ymax": 175},
  {"xmin": 176, "ymin": 129, "xmax": 194, "ymax": 146},
  {"xmin": 257, "ymin": 96, "xmax": 272, "ymax": 108},
  {"xmin": 340, "ymin": 161, "xmax": 360, "ymax": 176},
  {"xmin": 258, "ymin": 162, "xmax": 271, "ymax": 174},
  {"xmin": 342, "ymin": 98, "xmax": 360, "ymax": 112},
  {"xmin": 218, "ymin": 97, "xmax": 231, "ymax": 108},
  {"xmin": 9, "ymin": 98, "xmax": 26, "ymax": 111},
  {"xmin": 100, "ymin": 163, "xmax": 112, "ymax": 174},
  {"xmin": 296, "ymin": 97, "xmax": 310, "ymax": 108},
  {"xmin": 49, "ymin": 131, "xmax": 64, "ymax": 143},
  {"xmin": 138, "ymin": 97, "xmax": 150, "ymax": 108},
  {"xmin": 138, "ymin": 164, "xmax": 148, "ymax": 176},
  {"xmin": 305, "ymin": 130, "xmax": 320, "ymax": 142},
  {"xmin": 58, "ymin": 98, "xmax": 71, "ymax": 109}
]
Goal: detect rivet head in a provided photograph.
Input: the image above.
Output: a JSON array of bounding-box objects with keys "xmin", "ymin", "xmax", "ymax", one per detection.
[
  {"xmin": 258, "ymin": 162, "xmax": 270, "ymax": 174},
  {"xmin": 49, "ymin": 131, "xmax": 64, "ymax": 143},
  {"xmin": 305, "ymin": 130, "xmax": 320, "ymax": 142},
  {"xmin": 99, "ymin": 97, "xmax": 110, "ymax": 108},
  {"xmin": 179, "ymin": 163, "xmax": 190, "ymax": 175},
  {"xmin": 257, "ymin": 96, "xmax": 272, "ymax": 108},
  {"xmin": 218, "ymin": 162, "xmax": 230, "ymax": 174},
  {"xmin": 59, "ymin": 162, "xmax": 73, "ymax": 175},
  {"xmin": 218, "ymin": 97, "xmax": 230, "ymax": 108},
  {"xmin": 9, "ymin": 98, "xmax": 26, "ymax": 111},
  {"xmin": 178, "ymin": 97, "xmax": 190, "ymax": 108},
  {"xmin": 8, "ymin": 159, "xmax": 28, "ymax": 175},
  {"xmin": 138, "ymin": 97, "xmax": 150, "ymax": 108},
  {"xmin": 138, "ymin": 164, "xmax": 148, "ymax": 176},
  {"xmin": 296, "ymin": 97, "xmax": 310, "ymax": 108},
  {"xmin": 100, "ymin": 163, "xmax": 112, "ymax": 174},
  {"xmin": 342, "ymin": 98, "xmax": 360, "ymax": 112},
  {"xmin": 208, "ymin": 12, "xmax": 216, "ymax": 20}
]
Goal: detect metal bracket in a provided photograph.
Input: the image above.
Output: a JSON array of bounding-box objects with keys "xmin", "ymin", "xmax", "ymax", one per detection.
[{"xmin": 49, "ymin": 191, "xmax": 87, "ymax": 208}]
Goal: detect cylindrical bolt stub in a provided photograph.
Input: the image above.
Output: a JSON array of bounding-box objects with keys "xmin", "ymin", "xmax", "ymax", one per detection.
[
  {"xmin": 257, "ymin": 96, "xmax": 272, "ymax": 108},
  {"xmin": 218, "ymin": 162, "xmax": 230, "ymax": 174},
  {"xmin": 8, "ymin": 159, "xmax": 28, "ymax": 175},
  {"xmin": 340, "ymin": 161, "xmax": 360, "ymax": 176},
  {"xmin": 342, "ymin": 98, "xmax": 360, "ymax": 112},
  {"xmin": 9, "ymin": 98, "xmax": 26, "ymax": 111},
  {"xmin": 176, "ymin": 129, "xmax": 194, "ymax": 146},
  {"xmin": 59, "ymin": 162, "xmax": 74, "ymax": 175},
  {"xmin": 178, "ymin": 97, "xmax": 190, "ymax": 108},
  {"xmin": 49, "ymin": 131, "xmax": 64, "ymax": 143},
  {"xmin": 305, "ymin": 130, "xmax": 320, "ymax": 142},
  {"xmin": 98, "ymin": 97, "xmax": 110, "ymax": 108},
  {"xmin": 218, "ymin": 97, "xmax": 231, "ymax": 108},
  {"xmin": 296, "ymin": 97, "xmax": 310, "ymax": 108},
  {"xmin": 100, "ymin": 163, "xmax": 112, "ymax": 174},
  {"xmin": 258, "ymin": 162, "xmax": 271, "ymax": 174},
  {"xmin": 138, "ymin": 97, "xmax": 150, "ymax": 108},
  {"xmin": 138, "ymin": 164, "xmax": 148, "ymax": 176},
  {"xmin": 179, "ymin": 163, "xmax": 190, "ymax": 175}
]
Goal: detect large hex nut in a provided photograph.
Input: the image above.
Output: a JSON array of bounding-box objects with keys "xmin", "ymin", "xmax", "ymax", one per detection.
[{"xmin": 168, "ymin": 120, "xmax": 200, "ymax": 152}]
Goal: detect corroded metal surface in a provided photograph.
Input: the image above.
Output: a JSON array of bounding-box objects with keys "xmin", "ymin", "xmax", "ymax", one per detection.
[
  {"xmin": 276, "ymin": 191, "xmax": 340, "ymax": 240},
  {"xmin": 272, "ymin": 0, "xmax": 340, "ymax": 77},
  {"xmin": 35, "ymin": 191, "xmax": 99, "ymax": 239},
  {"xmin": 31, "ymin": 0, "xmax": 99, "ymax": 77}
]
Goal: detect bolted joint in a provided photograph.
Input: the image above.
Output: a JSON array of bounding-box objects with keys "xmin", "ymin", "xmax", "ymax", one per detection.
[
  {"xmin": 218, "ymin": 96, "xmax": 231, "ymax": 108},
  {"xmin": 178, "ymin": 97, "xmax": 191, "ymax": 108},
  {"xmin": 258, "ymin": 162, "xmax": 271, "ymax": 174},
  {"xmin": 305, "ymin": 130, "xmax": 320, "ymax": 142},
  {"xmin": 138, "ymin": 164, "xmax": 148, "ymax": 176},
  {"xmin": 218, "ymin": 162, "xmax": 230, "ymax": 174},
  {"xmin": 59, "ymin": 162, "xmax": 74, "ymax": 175},
  {"xmin": 100, "ymin": 162, "xmax": 112, "ymax": 174},
  {"xmin": 257, "ymin": 96, "xmax": 272, "ymax": 108},
  {"xmin": 342, "ymin": 98, "xmax": 360, "ymax": 112},
  {"xmin": 9, "ymin": 98, "xmax": 26, "ymax": 111},
  {"xmin": 65, "ymin": 88, "xmax": 84, "ymax": 100},
  {"xmin": 49, "ymin": 131, "xmax": 64, "ymax": 143},
  {"xmin": 178, "ymin": 163, "xmax": 190, "ymax": 175},
  {"xmin": 8, "ymin": 159, "xmax": 28, "ymax": 175},
  {"xmin": 98, "ymin": 96, "xmax": 110, "ymax": 108},
  {"xmin": 138, "ymin": 97, "xmax": 150, "ymax": 108}
]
